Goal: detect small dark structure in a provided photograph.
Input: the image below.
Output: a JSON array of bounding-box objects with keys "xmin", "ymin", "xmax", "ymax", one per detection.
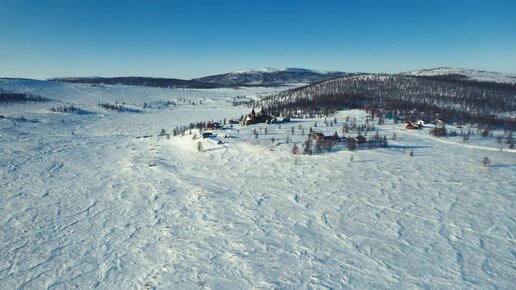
[
  {"xmin": 202, "ymin": 132, "xmax": 214, "ymax": 139},
  {"xmin": 323, "ymin": 135, "xmax": 340, "ymax": 142},
  {"xmin": 313, "ymin": 132, "xmax": 325, "ymax": 141},
  {"xmin": 355, "ymin": 135, "xmax": 367, "ymax": 144},
  {"xmin": 206, "ymin": 122, "xmax": 222, "ymax": 130},
  {"xmin": 403, "ymin": 121, "xmax": 421, "ymax": 129}
]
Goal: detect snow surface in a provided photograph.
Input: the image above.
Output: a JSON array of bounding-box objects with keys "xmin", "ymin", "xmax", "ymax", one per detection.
[
  {"xmin": 1, "ymin": 80, "xmax": 515, "ymax": 289},
  {"xmin": 403, "ymin": 67, "xmax": 516, "ymax": 84}
]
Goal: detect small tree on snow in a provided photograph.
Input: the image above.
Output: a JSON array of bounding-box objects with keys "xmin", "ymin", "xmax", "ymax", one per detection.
[
  {"xmin": 346, "ymin": 137, "xmax": 357, "ymax": 151},
  {"xmin": 314, "ymin": 139, "xmax": 323, "ymax": 154},
  {"xmin": 197, "ymin": 141, "xmax": 203, "ymax": 152},
  {"xmin": 482, "ymin": 156, "xmax": 490, "ymax": 167},
  {"xmin": 303, "ymin": 138, "xmax": 313, "ymax": 155},
  {"xmin": 292, "ymin": 143, "xmax": 299, "ymax": 155}
]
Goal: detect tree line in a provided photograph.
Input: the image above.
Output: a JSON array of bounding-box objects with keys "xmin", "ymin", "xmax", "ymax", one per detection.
[{"xmin": 259, "ymin": 75, "xmax": 516, "ymax": 129}]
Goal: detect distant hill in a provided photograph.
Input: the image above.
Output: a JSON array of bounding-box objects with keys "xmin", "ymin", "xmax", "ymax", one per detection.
[
  {"xmin": 193, "ymin": 68, "xmax": 350, "ymax": 86},
  {"xmin": 45, "ymin": 67, "xmax": 516, "ymax": 89},
  {"xmin": 49, "ymin": 77, "xmax": 220, "ymax": 89},
  {"xmin": 402, "ymin": 67, "xmax": 516, "ymax": 84}
]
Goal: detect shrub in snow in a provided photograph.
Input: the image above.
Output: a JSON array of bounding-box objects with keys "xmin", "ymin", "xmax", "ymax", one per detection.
[{"xmin": 482, "ymin": 156, "xmax": 490, "ymax": 167}]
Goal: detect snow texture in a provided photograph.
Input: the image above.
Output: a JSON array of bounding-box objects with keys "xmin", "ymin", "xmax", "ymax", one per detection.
[{"xmin": 0, "ymin": 79, "xmax": 515, "ymax": 289}]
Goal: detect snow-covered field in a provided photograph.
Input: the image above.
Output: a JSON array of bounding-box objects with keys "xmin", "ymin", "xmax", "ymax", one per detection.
[{"xmin": 0, "ymin": 80, "xmax": 515, "ymax": 289}]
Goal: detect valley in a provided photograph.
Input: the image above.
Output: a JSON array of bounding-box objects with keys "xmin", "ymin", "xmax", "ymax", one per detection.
[{"xmin": 1, "ymin": 74, "xmax": 514, "ymax": 289}]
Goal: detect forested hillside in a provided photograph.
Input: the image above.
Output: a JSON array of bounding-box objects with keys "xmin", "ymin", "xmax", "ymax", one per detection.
[{"xmin": 260, "ymin": 74, "xmax": 516, "ymax": 128}]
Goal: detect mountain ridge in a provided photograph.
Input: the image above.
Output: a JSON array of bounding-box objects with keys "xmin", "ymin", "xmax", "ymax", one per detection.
[
  {"xmin": 402, "ymin": 67, "xmax": 516, "ymax": 84},
  {"xmin": 193, "ymin": 67, "xmax": 350, "ymax": 86},
  {"xmin": 34, "ymin": 67, "xmax": 516, "ymax": 88}
]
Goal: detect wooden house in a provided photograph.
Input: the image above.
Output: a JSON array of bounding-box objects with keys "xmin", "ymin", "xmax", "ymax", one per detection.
[
  {"xmin": 355, "ymin": 135, "xmax": 367, "ymax": 143},
  {"xmin": 243, "ymin": 108, "xmax": 276, "ymax": 125},
  {"xmin": 313, "ymin": 132, "xmax": 325, "ymax": 141}
]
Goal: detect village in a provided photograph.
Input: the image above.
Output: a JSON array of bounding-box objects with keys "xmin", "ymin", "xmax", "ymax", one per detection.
[
  {"xmin": 170, "ymin": 108, "xmax": 441, "ymax": 155},
  {"xmin": 168, "ymin": 106, "xmax": 514, "ymax": 159}
]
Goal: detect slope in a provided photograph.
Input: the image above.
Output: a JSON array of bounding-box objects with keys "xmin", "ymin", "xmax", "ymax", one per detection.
[
  {"xmin": 0, "ymin": 80, "xmax": 514, "ymax": 289},
  {"xmin": 194, "ymin": 68, "xmax": 349, "ymax": 86}
]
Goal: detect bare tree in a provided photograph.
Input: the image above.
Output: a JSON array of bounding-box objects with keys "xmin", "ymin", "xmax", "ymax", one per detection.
[
  {"xmin": 303, "ymin": 138, "xmax": 313, "ymax": 155},
  {"xmin": 292, "ymin": 143, "xmax": 299, "ymax": 155},
  {"xmin": 482, "ymin": 156, "xmax": 490, "ymax": 167}
]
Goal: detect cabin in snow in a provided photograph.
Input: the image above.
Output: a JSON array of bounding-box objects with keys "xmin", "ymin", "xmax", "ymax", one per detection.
[
  {"xmin": 244, "ymin": 108, "xmax": 276, "ymax": 125},
  {"xmin": 313, "ymin": 132, "xmax": 325, "ymax": 141},
  {"xmin": 355, "ymin": 135, "xmax": 367, "ymax": 144},
  {"xmin": 206, "ymin": 122, "xmax": 222, "ymax": 130},
  {"xmin": 434, "ymin": 118, "xmax": 445, "ymax": 125}
]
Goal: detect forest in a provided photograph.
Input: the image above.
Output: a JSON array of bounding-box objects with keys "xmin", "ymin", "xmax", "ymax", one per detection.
[
  {"xmin": 0, "ymin": 91, "xmax": 48, "ymax": 103},
  {"xmin": 259, "ymin": 75, "xmax": 516, "ymax": 129}
]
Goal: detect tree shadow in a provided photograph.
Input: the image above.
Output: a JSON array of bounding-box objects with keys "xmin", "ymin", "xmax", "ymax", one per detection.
[
  {"xmin": 202, "ymin": 146, "xmax": 225, "ymax": 152},
  {"xmin": 490, "ymin": 163, "xmax": 516, "ymax": 168}
]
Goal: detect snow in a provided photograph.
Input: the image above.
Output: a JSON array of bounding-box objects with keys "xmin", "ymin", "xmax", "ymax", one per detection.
[
  {"xmin": 404, "ymin": 67, "xmax": 516, "ymax": 84},
  {"xmin": 1, "ymin": 80, "xmax": 515, "ymax": 289}
]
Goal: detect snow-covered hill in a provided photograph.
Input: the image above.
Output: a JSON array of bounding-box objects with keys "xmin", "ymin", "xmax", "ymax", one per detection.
[
  {"xmin": 0, "ymin": 79, "xmax": 515, "ymax": 289},
  {"xmin": 49, "ymin": 76, "xmax": 220, "ymax": 89},
  {"xmin": 194, "ymin": 67, "xmax": 349, "ymax": 86},
  {"xmin": 403, "ymin": 67, "xmax": 516, "ymax": 84}
]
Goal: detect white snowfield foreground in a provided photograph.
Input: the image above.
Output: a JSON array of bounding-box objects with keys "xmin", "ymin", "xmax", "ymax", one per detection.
[{"xmin": 0, "ymin": 80, "xmax": 515, "ymax": 289}]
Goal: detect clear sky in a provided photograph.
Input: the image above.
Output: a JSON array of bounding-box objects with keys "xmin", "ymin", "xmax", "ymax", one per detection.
[{"xmin": 1, "ymin": 0, "xmax": 515, "ymax": 79}]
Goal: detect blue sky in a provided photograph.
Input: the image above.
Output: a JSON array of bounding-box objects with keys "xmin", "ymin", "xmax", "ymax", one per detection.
[{"xmin": 1, "ymin": 0, "xmax": 515, "ymax": 79}]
